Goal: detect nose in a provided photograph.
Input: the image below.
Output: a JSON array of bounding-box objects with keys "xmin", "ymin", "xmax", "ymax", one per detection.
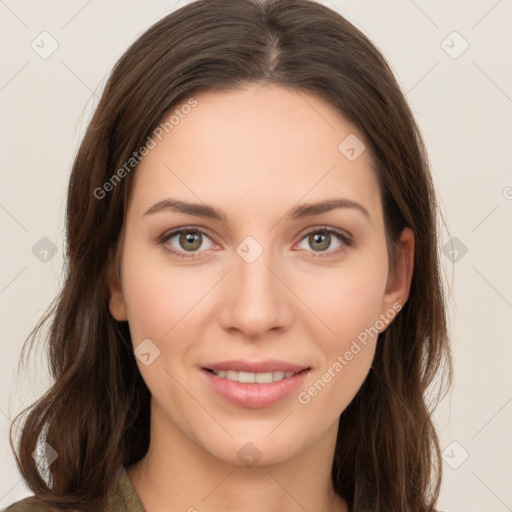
[{"xmin": 217, "ymin": 243, "xmax": 293, "ymax": 340}]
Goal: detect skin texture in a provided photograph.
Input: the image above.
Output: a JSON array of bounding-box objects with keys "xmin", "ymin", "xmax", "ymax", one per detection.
[{"xmin": 108, "ymin": 83, "xmax": 414, "ymax": 512}]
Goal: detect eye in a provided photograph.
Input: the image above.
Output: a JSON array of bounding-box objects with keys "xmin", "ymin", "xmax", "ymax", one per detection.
[
  {"xmin": 159, "ymin": 228, "xmax": 216, "ymax": 259},
  {"xmin": 158, "ymin": 226, "xmax": 353, "ymax": 260},
  {"xmin": 296, "ymin": 227, "xmax": 353, "ymax": 257}
]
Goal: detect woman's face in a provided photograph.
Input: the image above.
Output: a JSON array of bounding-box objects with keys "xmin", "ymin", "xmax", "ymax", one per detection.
[{"xmin": 108, "ymin": 83, "xmax": 413, "ymax": 467}]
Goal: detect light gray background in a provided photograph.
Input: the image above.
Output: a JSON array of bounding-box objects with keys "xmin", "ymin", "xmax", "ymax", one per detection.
[{"xmin": 1, "ymin": 1, "xmax": 511, "ymax": 510}]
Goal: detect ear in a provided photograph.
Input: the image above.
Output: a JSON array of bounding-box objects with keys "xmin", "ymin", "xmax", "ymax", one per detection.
[
  {"xmin": 106, "ymin": 248, "xmax": 128, "ymax": 321},
  {"xmin": 378, "ymin": 227, "xmax": 414, "ymax": 331}
]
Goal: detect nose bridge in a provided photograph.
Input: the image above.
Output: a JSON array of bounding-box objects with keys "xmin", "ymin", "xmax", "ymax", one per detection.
[{"xmin": 218, "ymin": 234, "xmax": 292, "ymax": 337}]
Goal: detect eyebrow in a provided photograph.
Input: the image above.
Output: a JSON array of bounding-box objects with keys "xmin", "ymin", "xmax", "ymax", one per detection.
[{"xmin": 144, "ymin": 197, "xmax": 371, "ymax": 223}]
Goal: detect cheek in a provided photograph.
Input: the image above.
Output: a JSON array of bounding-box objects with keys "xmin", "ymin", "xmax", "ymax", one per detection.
[
  {"xmin": 122, "ymin": 271, "xmax": 173, "ymax": 344},
  {"xmin": 120, "ymin": 237, "xmax": 199, "ymax": 341},
  {"xmin": 313, "ymin": 262, "xmax": 388, "ymax": 344},
  {"xmin": 119, "ymin": 248, "xmax": 202, "ymax": 403},
  {"xmin": 296, "ymin": 260, "xmax": 387, "ymax": 412},
  {"xmin": 298, "ymin": 278, "xmax": 381, "ymax": 421},
  {"xmin": 119, "ymin": 242, "xmax": 215, "ymax": 391}
]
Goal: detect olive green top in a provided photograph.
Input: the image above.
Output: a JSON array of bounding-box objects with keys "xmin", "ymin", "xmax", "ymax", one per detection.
[{"xmin": 2, "ymin": 466, "xmax": 146, "ymax": 512}]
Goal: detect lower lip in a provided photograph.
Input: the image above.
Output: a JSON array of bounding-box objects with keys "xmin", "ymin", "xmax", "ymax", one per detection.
[{"xmin": 201, "ymin": 368, "xmax": 310, "ymax": 409}]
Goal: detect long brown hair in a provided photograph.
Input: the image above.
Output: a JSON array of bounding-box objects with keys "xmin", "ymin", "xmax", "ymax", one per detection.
[{"xmin": 9, "ymin": 1, "xmax": 452, "ymax": 510}]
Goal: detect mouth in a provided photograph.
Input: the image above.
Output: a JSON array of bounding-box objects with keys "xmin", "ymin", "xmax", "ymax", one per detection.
[
  {"xmin": 203, "ymin": 367, "xmax": 310, "ymax": 384},
  {"xmin": 200, "ymin": 360, "xmax": 312, "ymax": 409}
]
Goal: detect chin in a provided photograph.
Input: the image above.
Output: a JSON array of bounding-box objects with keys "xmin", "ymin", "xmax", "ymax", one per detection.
[{"xmin": 196, "ymin": 429, "xmax": 308, "ymax": 469}]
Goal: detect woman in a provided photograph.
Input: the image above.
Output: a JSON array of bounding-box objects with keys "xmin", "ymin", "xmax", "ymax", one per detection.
[{"xmin": 5, "ymin": 0, "xmax": 452, "ymax": 510}]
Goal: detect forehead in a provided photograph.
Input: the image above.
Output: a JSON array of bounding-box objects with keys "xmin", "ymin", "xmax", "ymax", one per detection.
[{"xmin": 129, "ymin": 84, "xmax": 382, "ymax": 223}]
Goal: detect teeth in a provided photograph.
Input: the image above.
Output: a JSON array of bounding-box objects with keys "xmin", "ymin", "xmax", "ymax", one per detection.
[{"xmin": 211, "ymin": 369, "xmax": 296, "ymax": 383}]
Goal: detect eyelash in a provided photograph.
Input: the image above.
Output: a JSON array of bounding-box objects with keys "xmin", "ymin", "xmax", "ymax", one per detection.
[{"xmin": 158, "ymin": 226, "xmax": 353, "ymax": 260}]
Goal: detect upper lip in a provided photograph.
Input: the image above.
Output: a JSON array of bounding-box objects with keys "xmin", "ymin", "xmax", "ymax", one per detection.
[{"xmin": 203, "ymin": 359, "xmax": 310, "ymax": 373}]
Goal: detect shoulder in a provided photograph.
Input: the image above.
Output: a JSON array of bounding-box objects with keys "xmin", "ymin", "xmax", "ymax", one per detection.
[
  {"xmin": 2, "ymin": 466, "xmax": 145, "ymax": 512},
  {"xmin": 1, "ymin": 496, "xmax": 54, "ymax": 511}
]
